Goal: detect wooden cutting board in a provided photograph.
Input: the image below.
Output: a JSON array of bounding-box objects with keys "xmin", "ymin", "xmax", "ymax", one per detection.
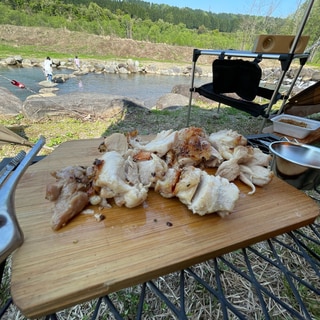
[
  {"xmin": 10, "ymin": 138, "xmax": 319, "ymax": 318},
  {"xmin": 263, "ymin": 125, "xmax": 320, "ymax": 144}
]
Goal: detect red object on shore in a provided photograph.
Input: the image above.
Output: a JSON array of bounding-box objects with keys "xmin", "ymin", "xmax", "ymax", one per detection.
[{"xmin": 11, "ymin": 80, "xmax": 25, "ymax": 89}]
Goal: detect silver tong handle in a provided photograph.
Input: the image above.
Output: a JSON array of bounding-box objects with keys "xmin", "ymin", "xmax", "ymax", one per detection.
[
  {"xmin": 0, "ymin": 136, "xmax": 46, "ymax": 264},
  {"xmin": 0, "ymin": 136, "xmax": 46, "ymax": 193},
  {"xmin": 0, "ymin": 150, "xmax": 26, "ymax": 186}
]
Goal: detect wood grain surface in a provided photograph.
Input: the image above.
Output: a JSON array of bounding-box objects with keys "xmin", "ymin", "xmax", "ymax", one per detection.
[
  {"xmin": 10, "ymin": 138, "xmax": 319, "ymax": 318},
  {"xmin": 263, "ymin": 125, "xmax": 320, "ymax": 144}
]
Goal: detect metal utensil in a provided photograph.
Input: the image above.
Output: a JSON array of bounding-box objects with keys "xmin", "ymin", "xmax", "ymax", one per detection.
[
  {"xmin": 269, "ymin": 141, "xmax": 320, "ymax": 171},
  {"xmin": 269, "ymin": 140, "xmax": 320, "ymax": 190},
  {"xmin": 0, "ymin": 150, "xmax": 26, "ymax": 186},
  {"xmin": 0, "ymin": 136, "xmax": 46, "ymax": 263}
]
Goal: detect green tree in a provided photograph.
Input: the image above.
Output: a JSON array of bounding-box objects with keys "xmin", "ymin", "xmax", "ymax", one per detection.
[{"xmin": 0, "ymin": 0, "xmax": 314, "ymax": 60}]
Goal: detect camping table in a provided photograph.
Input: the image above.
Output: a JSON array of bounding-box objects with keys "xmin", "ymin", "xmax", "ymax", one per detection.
[{"xmin": 9, "ymin": 138, "xmax": 319, "ymax": 319}]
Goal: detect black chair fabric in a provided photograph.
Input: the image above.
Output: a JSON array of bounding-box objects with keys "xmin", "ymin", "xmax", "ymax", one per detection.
[
  {"xmin": 195, "ymin": 83, "xmax": 269, "ymax": 117},
  {"xmin": 212, "ymin": 59, "xmax": 262, "ymax": 101}
]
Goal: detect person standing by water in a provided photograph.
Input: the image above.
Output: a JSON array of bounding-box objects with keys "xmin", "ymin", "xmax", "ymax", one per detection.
[
  {"xmin": 74, "ymin": 56, "xmax": 80, "ymax": 69},
  {"xmin": 43, "ymin": 56, "xmax": 53, "ymax": 82}
]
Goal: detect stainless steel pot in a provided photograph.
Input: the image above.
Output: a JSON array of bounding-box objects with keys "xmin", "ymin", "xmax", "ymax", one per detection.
[{"xmin": 269, "ymin": 141, "xmax": 320, "ymax": 190}]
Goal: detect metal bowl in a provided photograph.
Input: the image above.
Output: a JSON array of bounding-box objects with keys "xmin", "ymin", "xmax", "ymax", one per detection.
[{"xmin": 269, "ymin": 141, "xmax": 320, "ymax": 190}]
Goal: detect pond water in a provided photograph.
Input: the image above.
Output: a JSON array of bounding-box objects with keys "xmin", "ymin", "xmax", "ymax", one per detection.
[{"xmin": 0, "ymin": 66, "xmax": 209, "ymax": 107}]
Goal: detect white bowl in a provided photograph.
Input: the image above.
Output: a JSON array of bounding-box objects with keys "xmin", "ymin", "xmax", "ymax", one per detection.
[{"xmin": 271, "ymin": 114, "xmax": 320, "ymax": 139}]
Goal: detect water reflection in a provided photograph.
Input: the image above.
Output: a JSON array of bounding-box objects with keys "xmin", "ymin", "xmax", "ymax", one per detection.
[
  {"xmin": 0, "ymin": 67, "xmax": 209, "ymax": 107},
  {"xmin": 0, "ymin": 67, "xmax": 44, "ymax": 101}
]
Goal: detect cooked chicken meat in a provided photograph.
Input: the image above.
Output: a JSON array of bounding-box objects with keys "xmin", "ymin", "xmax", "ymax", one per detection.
[
  {"xmin": 123, "ymin": 155, "xmax": 140, "ymax": 186},
  {"xmin": 187, "ymin": 171, "xmax": 239, "ymax": 217},
  {"xmin": 46, "ymin": 127, "xmax": 274, "ymax": 230},
  {"xmin": 239, "ymin": 164, "xmax": 274, "ymax": 194},
  {"xmin": 209, "ymin": 129, "xmax": 247, "ymax": 160},
  {"xmin": 136, "ymin": 153, "xmax": 168, "ymax": 187},
  {"xmin": 215, "ymin": 158, "xmax": 241, "ymax": 182},
  {"xmin": 172, "ymin": 127, "xmax": 223, "ymax": 167},
  {"xmin": 214, "ymin": 144, "xmax": 272, "ymax": 194},
  {"xmin": 238, "ymin": 147, "xmax": 273, "ymax": 194},
  {"xmin": 51, "ymin": 191, "xmax": 88, "ymax": 231},
  {"xmin": 45, "ymin": 166, "xmax": 91, "ymax": 231},
  {"xmin": 154, "ymin": 168, "xmax": 181, "ymax": 198},
  {"xmin": 94, "ymin": 151, "xmax": 149, "ymax": 208},
  {"xmin": 128, "ymin": 129, "xmax": 177, "ymax": 157},
  {"xmin": 174, "ymin": 166, "xmax": 202, "ymax": 206},
  {"xmin": 249, "ymin": 165, "xmax": 273, "ymax": 186},
  {"xmin": 215, "ymin": 145, "xmax": 253, "ymax": 181},
  {"xmin": 245, "ymin": 147, "xmax": 272, "ymax": 167},
  {"xmin": 98, "ymin": 132, "xmax": 128, "ymax": 155}
]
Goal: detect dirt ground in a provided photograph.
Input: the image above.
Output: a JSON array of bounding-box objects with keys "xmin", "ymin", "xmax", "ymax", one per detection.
[
  {"xmin": 0, "ymin": 24, "xmax": 201, "ymax": 64},
  {"xmin": 0, "ymin": 25, "xmax": 298, "ymax": 72}
]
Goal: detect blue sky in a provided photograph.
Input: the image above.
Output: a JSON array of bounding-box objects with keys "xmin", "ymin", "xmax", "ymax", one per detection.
[{"xmin": 150, "ymin": 0, "xmax": 304, "ymax": 17}]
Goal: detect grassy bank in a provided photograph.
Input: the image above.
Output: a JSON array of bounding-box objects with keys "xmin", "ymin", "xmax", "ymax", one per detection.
[{"xmin": 0, "ymin": 105, "xmax": 264, "ymax": 159}]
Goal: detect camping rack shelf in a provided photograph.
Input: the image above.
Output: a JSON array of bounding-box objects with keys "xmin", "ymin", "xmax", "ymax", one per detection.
[
  {"xmin": 191, "ymin": 49, "xmax": 309, "ymax": 69},
  {"xmin": 186, "ymin": 48, "xmax": 310, "ymax": 128}
]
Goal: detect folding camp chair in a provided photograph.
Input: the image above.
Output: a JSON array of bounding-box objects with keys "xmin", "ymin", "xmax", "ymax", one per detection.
[
  {"xmin": 187, "ymin": 49, "xmax": 309, "ymax": 128},
  {"xmin": 186, "ymin": 0, "xmax": 314, "ymax": 133},
  {"xmin": 282, "ymin": 81, "xmax": 320, "ymax": 117},
  {"xmin": 0, "ymin": 125, "xmax": 33, "ymax": 146},
  {"xmin": 189, "ymin": 53, "xmax": 287, "ymax": 118}
]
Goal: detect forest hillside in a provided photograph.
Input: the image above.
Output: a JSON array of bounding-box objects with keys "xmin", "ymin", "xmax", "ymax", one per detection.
[{"xmin": 0, "ymin": 0, "xmax": 319, "ymax": 62}]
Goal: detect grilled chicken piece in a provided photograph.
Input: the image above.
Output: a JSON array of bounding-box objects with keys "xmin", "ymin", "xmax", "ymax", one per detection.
[
  {"xmin": 124, "ymin": 150, "xmax": 168, "ymax": 187},
  {"xmin": 215, "ymin": 145, "xmax": 254, "ymax": 181},
  {"xmin": 124, "ymin": 155, "xmax": 140, "ymax": 186},
  {"xmin": 215, "ymin": 144, "xmax": 273, "ymax": 194},
  {"xmin": 94, "ymin": 151, "xmax": 148, "ymax": 208},
  {"xmin": 249, "ymin": 165, "xmax": 274, "ymax": 186},
  {"xmin": 155, "ymin": 164, "xmax": 239, "ymax": 216},
  {"xmin": 136, "ymin": 153, "xmax": 168, "ymax": 187},
  {"xmin": 239, "ymin": 166, "xmax": 256, "ymax": 195},
  {"xmin": 46, "ymin": 166, "xmax": 91, "ymax": 231},
  {"xmin": 215, "ymin": 159, "xmax": 241, "ymax": 182},
  {"xmin": 128, "ymin": 129, "xmax": 177, "ymax": 157},
  {"xmin": 239, "ymin": 164, "xmax": 274, "ymax": 194},
  {"xmin": 209, "ymin": 129, "xmax": 247, "ymax": 160},
  {"xmin": 172, "ymin": 127, "xmax": 223, "ymax": 167},
  {"xmin": 245, "ymin": 147, "xmax": 272, "ymax": 167},
  {"xmin": 174, "ymin": 166, "xmax": 202, "ymax": 206},
  {"xmin": 154, "ymin": 168, "xmax": 181, "ymax": 198},
  {"xmin": 51, "ymin": 191, "xmax": 88, "ymax": 231},
  {"xmin": 46, "ymin": 127, "xmax": 274, "ymax": 231},
  {"xmin": 187, "ymin": 171, "xmax": 239, "ymax": 217},
  {"xmin": 45, "ymin": 181, "xmax": 63, "ymax": 201},
  {"xmin": 98, "ymin": 133, "xmax": 128, "ymax": 155}
]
